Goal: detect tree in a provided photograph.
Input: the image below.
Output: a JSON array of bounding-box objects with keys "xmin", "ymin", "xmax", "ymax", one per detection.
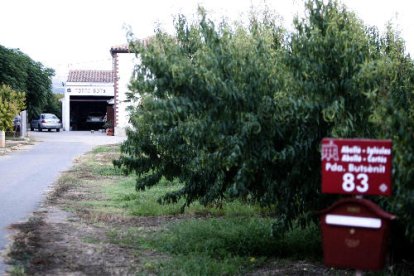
[
  {"xmin": 287, "ymin": 0, "xmax": 375, "ymax": 137},
  {"xmin": 116, "ymin": 1, "xmax": 414, "ymax": 256},
  {"xmin": 0, "ymin": 84, "xmax": 25, "ymax": 131},
  {"xmin": 44, "ymin": 93, "xmax": 63, "ymax": 117},
  {"xmin": 116, "ymin": 1, "xmax": 376, "ymax": 222},
  {"xmin": 356, "ymin": 25, "xmax": 414, "ymax": 255},
  {"xmin": 0, "ymin": 45, "xmax": 54, "ymax": 119},
  {"xmin": 116, "ymin": 7, "xmax": 292, "ymax": 209},
  {"xmin": 0, "ymin": 84, "xmax": 25, "ymax": 146},
  {"xmin": 279, "ymin": 0, "xmax": 380, "ymax": 222}
]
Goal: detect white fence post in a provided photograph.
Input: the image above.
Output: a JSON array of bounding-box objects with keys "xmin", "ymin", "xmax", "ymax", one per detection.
[{"xmin": 20, "ymin": 110, "xmax": 27, "ymax": 138}]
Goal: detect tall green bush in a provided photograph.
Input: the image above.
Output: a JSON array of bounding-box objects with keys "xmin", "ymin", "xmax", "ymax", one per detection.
[
  {"xmin": 116, "ymin": 0, "xmax": 379, "ymax": 224},
  {"xmin": 0, "ymin": 84, "xmax": 25, "ymax": 131},
  {"xmin": 116, "ymin": 7, "xmax": 292, "ymax": 211},
  {"xmin": 356, "ymin": 26, "xmax": 414, "ymax": 253},
  {"xmin": 116, "ymin": 0, "xmax": 414, "ymax": 258}
]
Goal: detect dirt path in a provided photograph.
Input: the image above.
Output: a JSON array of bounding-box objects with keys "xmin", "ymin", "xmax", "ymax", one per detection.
[{"xmin": 8, "ymin": 205, "xmax": 145, "ymax": 275}]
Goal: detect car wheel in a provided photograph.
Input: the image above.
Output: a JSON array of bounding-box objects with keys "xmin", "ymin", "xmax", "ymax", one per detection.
[
  {"xmin": 56, "ymin": 128, "xmax": 60, "ymax": 132},
  {"xmin": 38, "ymin": 125, "xmax": 42, "ymax": 132},
  {"xmin": 30, "ymin": 127, "xmax": 34, "ymax": 131}
]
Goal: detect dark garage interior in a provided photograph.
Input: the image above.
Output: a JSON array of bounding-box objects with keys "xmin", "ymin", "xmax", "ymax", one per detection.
[{"xmin": 70, "ymin": 96, "xmax": 113, "ymax": 130}]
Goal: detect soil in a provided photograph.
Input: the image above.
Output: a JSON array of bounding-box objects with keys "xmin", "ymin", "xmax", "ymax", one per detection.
[
  {"xmin": 8, "ymin": 207, "xmax": 143, "ymax": 275},
  {"xmin": 0, "ymin": 137, "xmax": 34, "ymax": 156},
  {"xmin": 6, "ymin": 202, "xmax": 170, "ymax": 275}
]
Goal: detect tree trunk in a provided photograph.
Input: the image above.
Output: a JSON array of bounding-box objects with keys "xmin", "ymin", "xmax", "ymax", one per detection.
[{"xmin": 0, "ymin": 130, "xmax": 5, "ymax": 148}]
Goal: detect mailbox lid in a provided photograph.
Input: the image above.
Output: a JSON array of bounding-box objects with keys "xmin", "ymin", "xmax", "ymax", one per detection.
[{"xmin": 319, "ymin": 197, "xmax": 396, "ymax": 221}]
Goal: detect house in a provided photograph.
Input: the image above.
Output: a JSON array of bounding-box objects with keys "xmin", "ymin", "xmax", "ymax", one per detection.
[
  {"xmin": 62, "ymin": 43, "xmax": 140, "ymax": 135},
  {"xmin": 62, "ymin": 70, "xmax": 114, "ymax": 132}
]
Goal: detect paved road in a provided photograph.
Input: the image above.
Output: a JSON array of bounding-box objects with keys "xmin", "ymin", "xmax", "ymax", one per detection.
[{"xmin": 0, "ymin": 131, "xmax": 125, "ymax": 274}]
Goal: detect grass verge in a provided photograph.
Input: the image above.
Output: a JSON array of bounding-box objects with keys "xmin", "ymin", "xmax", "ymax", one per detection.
[
  {"xmin": 6, "ymin": 144, "xmax": 349, "ymax": 275},
  {"xmin": 67, "ymin": 146, "xmax": 324, "ymax": 274}
]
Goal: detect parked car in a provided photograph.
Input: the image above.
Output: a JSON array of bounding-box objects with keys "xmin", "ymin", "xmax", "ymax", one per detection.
[
  {"xmin": 30, "ymin": 113, "xmax": 62, "ymax": 132},
  {"xmin": 85, "ymin": 112, "xmax": 105, "ymax": 124},
  {"xmin": 85, "ymin": 112, "xmax": 105, "ymax": 130}
]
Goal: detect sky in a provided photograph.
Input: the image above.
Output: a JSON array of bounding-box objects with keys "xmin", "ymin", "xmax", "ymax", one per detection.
[{"xmin": 1, "ymin": 0, "xmax": 414, "ymax": 91}]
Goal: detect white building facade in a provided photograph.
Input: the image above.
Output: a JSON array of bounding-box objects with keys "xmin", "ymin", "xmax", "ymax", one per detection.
[
  {"xmin": 61, "ymin": 45, "xmax": 139, "ymax": 136},
  {"xmin": 62, "ymin": 70, "xmax": 114, "ymax": 131}
]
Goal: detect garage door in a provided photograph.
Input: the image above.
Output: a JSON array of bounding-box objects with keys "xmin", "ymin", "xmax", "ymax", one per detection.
[{"xmin": 70, "ymin": 96, "xmax": 113, "ymax": 130}]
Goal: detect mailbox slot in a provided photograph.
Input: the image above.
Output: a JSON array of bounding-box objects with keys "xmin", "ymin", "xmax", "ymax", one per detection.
[{"xmin": 325, "ymin": 214, "xmax": 381, "ymax": 228}]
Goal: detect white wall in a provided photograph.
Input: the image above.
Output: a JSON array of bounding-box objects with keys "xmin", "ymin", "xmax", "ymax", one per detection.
[
  {"xmin": 115, "ymin": 54, "xmax": 137, "ymax": 136},
  {"xmin": 62, "ymin": 82, "xmax": 114, "ymax": 131},
  {"xmin": 63, "ymin": 91, "xmax": 70, "ymax": 131}
]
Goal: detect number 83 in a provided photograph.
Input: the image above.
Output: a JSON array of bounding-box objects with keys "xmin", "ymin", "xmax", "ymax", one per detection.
[{"xmin": 342, "ymin": 173, "xmax": 369, "ymax": 193}]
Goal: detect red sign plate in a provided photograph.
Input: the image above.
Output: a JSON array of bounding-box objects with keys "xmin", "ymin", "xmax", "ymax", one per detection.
[{"xmin": 321, "ymin": 138, "xmax": 392, "ymax": 196}]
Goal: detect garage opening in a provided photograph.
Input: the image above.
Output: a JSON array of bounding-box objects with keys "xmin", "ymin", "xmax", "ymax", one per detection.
[{"xmin": 70, "ymin": 96, "xmax": 113, "ymax": 130}]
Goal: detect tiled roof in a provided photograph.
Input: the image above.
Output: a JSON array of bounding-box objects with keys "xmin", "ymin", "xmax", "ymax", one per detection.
[{"xmin": 67, "ymin": 70, "xmax": 114, "ymax": 83}]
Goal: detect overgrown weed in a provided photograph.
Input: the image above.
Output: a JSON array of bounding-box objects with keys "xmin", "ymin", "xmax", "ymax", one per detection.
[
  {"xmin": 8, "ymin": 144, "xmax": 329, "ymax": 275},
  {"xmin": 76, "ymin": 144, "xmax": 324, "ymax": 274}
]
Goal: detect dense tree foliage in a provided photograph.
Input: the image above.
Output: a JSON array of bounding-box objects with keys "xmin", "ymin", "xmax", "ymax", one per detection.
[
  {"xmin": 116, "ymin": 0, "xmax": 414, "ymax": 256},
  {"xmin": 0, "ymin": 45, "xmax": 55, "ymax": 119},
  {"xmin": 118, "ymin": 7, "xmax": 292, "ymax": 209},
  {"xmin": 44, "ymin": 93, "xmax": 63, "ymax": 116},
  {"xmin": 357, "ymin": 26, "xmax": 414, "ymax": 255},
  {"xmin": 0, "ymin": 84, "xmax": 25, "ymax": 131}
]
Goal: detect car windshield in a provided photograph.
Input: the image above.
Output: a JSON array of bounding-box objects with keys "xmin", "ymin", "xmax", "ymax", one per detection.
[{"xmin": 44, "ymin": 114, "xmax": 58, "ymax": 119}]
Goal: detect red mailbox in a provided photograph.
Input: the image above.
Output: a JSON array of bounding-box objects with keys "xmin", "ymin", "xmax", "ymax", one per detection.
[{"xmin": 319, "ymin": 197, "xmax": 395, "ymax": 271}]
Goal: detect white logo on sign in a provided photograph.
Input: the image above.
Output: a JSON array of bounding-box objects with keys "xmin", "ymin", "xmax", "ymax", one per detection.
[
  {"xmin": 322, "ymin": 140, "xmax": 339, "ymax": 161},
  {"xmin": 379, "ymin": 183, "xmax": 388, "ymax": 193}
]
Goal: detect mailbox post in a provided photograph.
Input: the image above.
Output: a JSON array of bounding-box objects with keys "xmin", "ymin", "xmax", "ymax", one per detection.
[{"xmin": 320, "ymin": 138, "xmax": 395, "ymax": 272}]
